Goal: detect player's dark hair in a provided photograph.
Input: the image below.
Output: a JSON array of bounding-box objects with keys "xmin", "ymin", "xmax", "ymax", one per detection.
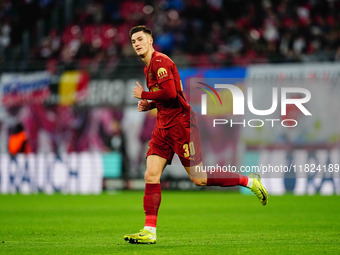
[{"xmin": 129, "ymin": 25, "xmax": 152, "ymax": 38}]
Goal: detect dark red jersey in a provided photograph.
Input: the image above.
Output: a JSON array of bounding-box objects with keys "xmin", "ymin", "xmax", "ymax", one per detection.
[{"xmin": 141, "ymin": 51, "xmax": 191, "ymax": 129}]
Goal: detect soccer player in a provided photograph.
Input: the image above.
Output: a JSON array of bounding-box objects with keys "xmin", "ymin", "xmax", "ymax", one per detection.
[{"xmin": 124, "ymin": 25, "xmax": 268, "ymax": 244}]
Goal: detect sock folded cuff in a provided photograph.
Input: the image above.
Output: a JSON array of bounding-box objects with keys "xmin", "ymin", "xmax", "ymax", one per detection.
[
  {"xmin": 145, "ymin": 215, "xmax": 158, "ymax": 228},
  {"xmin": 145, "ymin": 183, "xmax": 161, "ymax": 194}
]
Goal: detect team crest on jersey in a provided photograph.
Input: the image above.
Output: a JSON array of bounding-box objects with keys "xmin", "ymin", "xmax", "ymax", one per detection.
[
  {"xmin": 157, "ymin": 67, "xmax": 168, "ymax": 79},
  {"xmin": 148, "ymin": 72, "xmax": 155, "ymax": 80}
]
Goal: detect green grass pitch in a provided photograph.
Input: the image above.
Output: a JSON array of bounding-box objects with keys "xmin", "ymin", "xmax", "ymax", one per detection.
[{"xmin": 1, "ymin": 191, "xmax": 339, "ymax": 255}]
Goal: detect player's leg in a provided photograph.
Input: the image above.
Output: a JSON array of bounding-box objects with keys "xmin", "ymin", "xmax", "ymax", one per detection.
[
  {"xmin": 124, "ymin": 127, "xmax": 172, "ymax": 244},
  {"xmin": 143, "ymin": 155, "xmax": 167, "ymax": 231},
  {"xmin": 174, "ymin": 119, "xmax": 268, "ymax": 205},
  {"xmin": 183, "ymin": 163, "xmax": 248, "ymax": 188},
  {"xmin": 178, "ymin": 122, "xmax": 250, "ymax": 187},
  {"xmin": 184, "ymin": 164, "xmax": 267, "ymax": 205},
  {"xmin": 124, "ymin": 155, "xmax": 167, "ymax": 244}
]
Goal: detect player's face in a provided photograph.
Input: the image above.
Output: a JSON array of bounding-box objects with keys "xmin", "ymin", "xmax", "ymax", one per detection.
[{"xmin": 131, "ymin": 31, "xmax": 153, "ymax": 57}]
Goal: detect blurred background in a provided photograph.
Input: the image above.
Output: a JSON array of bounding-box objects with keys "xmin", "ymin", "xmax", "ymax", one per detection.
[{"xmin": 0, "ymin": 0, "xmax": 339, "ymax": 195}]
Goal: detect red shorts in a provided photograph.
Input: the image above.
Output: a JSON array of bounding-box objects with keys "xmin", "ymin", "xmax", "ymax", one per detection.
[{"xmin": 146, "ymin": 116, "xmax": 202, "ymax": 167}]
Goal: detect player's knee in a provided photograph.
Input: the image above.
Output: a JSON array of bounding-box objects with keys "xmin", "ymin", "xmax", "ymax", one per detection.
[
  {"xmin": 144, "ymin": 170, "xmax": 160, "ymax": 183},
  {"xmin": 190, "ymin": 177, "xmax": 207, "ymax": 186}
]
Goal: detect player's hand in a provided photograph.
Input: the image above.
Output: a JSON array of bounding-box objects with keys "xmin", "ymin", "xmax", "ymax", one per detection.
[
  {"xmin": 137, "ymin": 99, "xmax": 151, "ymax": 112},
  {"xmin": 133, "ymin": 82, "xmax": 144, "ymax": 99}
]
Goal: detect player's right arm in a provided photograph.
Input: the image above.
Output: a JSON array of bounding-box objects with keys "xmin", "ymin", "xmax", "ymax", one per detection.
[
  {"xmin": 140, "ymin": 79, "xmax": 177, "ymax": 101},
  {"xmin": 140, "ymin": 56, "xmax": 177, "ymax": 101}
]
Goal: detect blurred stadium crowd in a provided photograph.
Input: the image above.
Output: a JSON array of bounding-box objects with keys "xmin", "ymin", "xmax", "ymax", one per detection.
[
  {"xmin": 1, "ymin": 0, "xmax": 340, "ymax": 186},
  {"xmin": 0, "ymin": 0, "xmax": 340, "ymax": 74}
]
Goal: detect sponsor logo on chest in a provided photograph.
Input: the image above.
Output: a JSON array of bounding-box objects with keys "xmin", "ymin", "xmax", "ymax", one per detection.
[{"xmin": 151, "ymin": 84, "xmax": 160, "ymax": 92}]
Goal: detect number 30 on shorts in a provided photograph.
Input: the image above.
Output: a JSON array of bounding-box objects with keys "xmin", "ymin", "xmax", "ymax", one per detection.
[{"xmin": 183, "ymin": 142, "xmax": 195, "ymax": 158}]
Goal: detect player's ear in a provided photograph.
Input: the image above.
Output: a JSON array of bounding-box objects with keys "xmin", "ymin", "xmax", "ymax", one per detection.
[{"xmin": 149, "ymin": 36, "xmax": 153, "ymax": 45}]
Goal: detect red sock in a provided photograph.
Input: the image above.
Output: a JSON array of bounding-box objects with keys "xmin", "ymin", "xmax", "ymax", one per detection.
[
  {"xmin": 144, "ymin": 183, "xmax": 161, "ymax": 228},
  {"xmin": 207, "ymin": 171, "xmax": 248, "ymax": 187}
]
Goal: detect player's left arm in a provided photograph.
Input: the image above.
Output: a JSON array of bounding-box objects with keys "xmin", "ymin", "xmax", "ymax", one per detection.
[
  {"xmin": 137, "ymin": 99, "xmax": 156, "ymax": 112},
  {"xmin": 133, "ymin": 57, "xmax": 177, "ymax": 101}
]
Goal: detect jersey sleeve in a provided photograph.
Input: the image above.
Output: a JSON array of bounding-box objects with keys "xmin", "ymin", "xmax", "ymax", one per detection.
[
  {"xmin": 152, "ymin": 56, "xmax": 174, "ymax": 84},
  {"xmin": 141, "ymin": 79, "xmax": 177, "ymax": 101}
]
